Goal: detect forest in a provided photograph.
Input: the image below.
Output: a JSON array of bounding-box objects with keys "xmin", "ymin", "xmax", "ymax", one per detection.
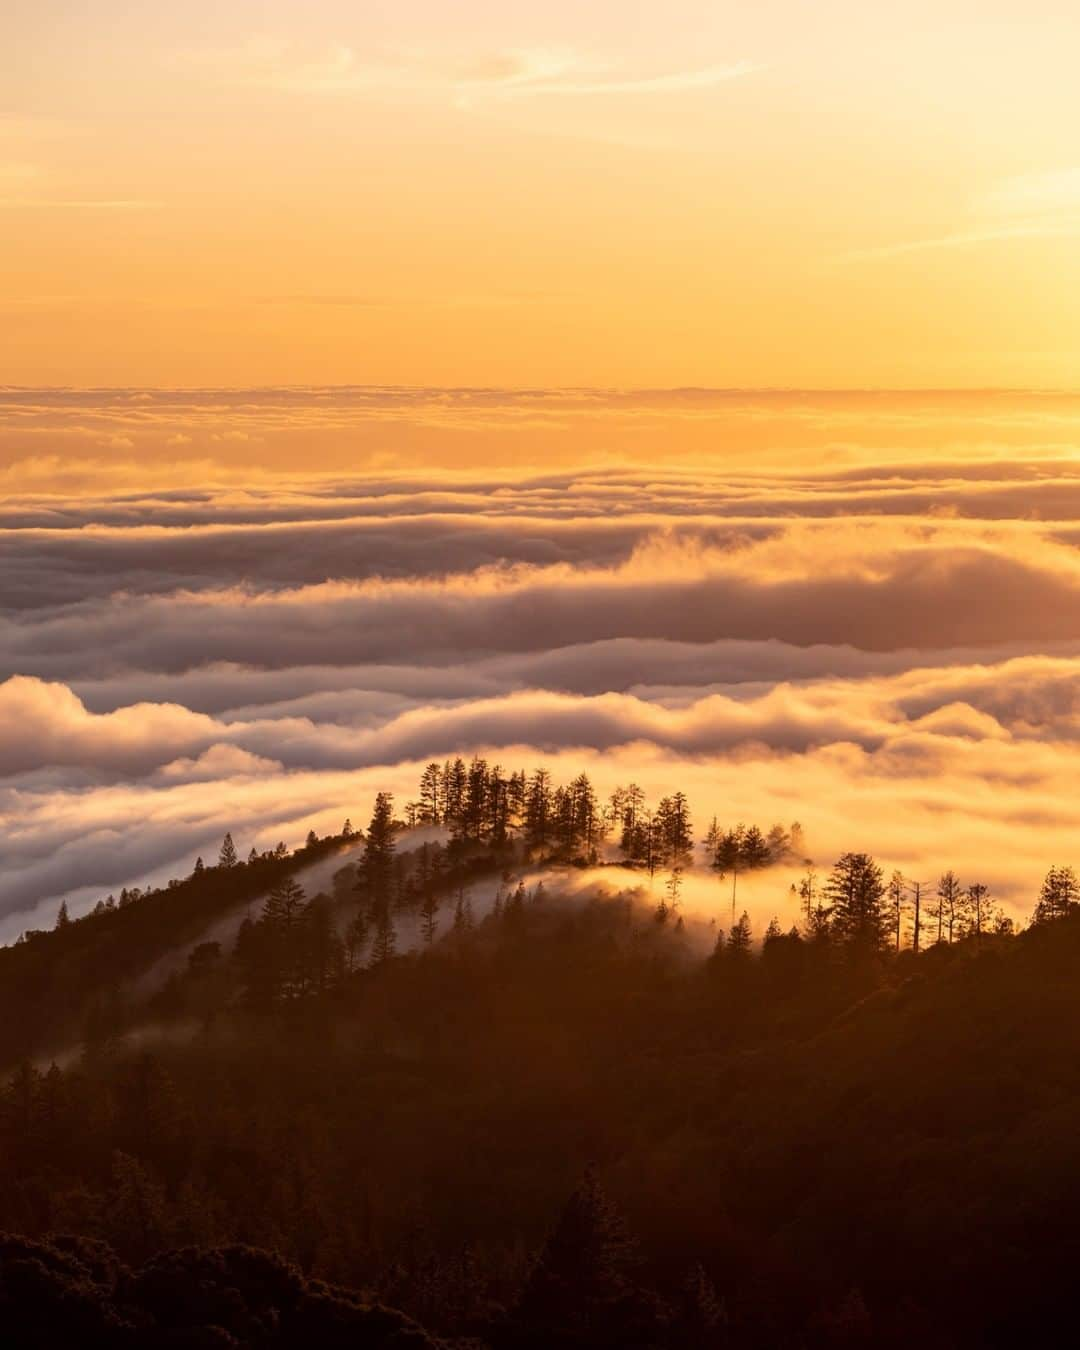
[{"xmin": 2, "ymin": 757, "xmax": 1079, "ymax": 1348}]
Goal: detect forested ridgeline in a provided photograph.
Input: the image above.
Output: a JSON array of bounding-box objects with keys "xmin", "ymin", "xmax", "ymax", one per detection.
[{"xmin": 3, "ymin": 759, "xmax": 1080, "ymax": 1348}]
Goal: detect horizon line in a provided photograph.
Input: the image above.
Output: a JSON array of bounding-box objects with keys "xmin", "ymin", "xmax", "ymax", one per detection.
[{"xmin": 4, "ymin": 384, "xmax": 1080, "ymax": 397}]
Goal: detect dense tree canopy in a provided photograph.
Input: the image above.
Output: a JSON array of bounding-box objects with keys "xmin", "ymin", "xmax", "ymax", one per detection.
[{"xmin": 0, "ymin": 761, "xmax": 1076, "ymax": 1347}]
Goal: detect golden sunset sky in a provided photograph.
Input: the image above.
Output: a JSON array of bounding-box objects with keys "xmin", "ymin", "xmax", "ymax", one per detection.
[
  {"xmin": 5, "ymin": 0, "xmax": 1080, "ymax": 388},
  {"xmin": 4, "ymin": 4, "xmax": 1080, "ymax": 939}
]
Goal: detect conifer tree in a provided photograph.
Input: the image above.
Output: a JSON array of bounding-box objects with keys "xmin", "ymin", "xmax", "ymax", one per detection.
[
  {"xmin": 967, "ymin": 881, "xmax": 992, "ymax": 937},
  {"xmin": 262, "ymin": 876, "xmax": 306, "ymax": 927},
  {"xmin": 657, "ymin": 792, "xmax": 693, "ymax": 867},
  {"xmin": 361, "ymin": 793, "xmax": 397, "ymax": 908},
  {"xmin": 344, "ymin": 910, "xmax": 370, "ymax": 972},
  {"xmin": 665, "ymin": 866, "xmax": 684, "ymax": 916},
  {"xmin": 420, "ymin": 890, "xmax": 440, "ymax": 944},
  {"xmin": 712, "ymin": 825, "xmax": 745, "ymax": 924},
  {"xmin": 1032, "ymin": 865, "xmax": 1080, "ymax": 925},
  {"xmin": 452, "ymin": 889, "xmax": 474, "ymax": 933},
  {"xmin": 727, "ymin": 911, "xmax": 753, "ymax": 956},
  {"xmin": 524, "ymin": 768, "xmax": 553, "ymax": 852},
  {"xmin": 794, "ymin": 867, "xmax": 818, "ymax": 926},
  {"xmin": 909, "ymin": 879, "xmax": 925, "ymax": 953},
  {"xmin": 825, "ymin": 853, "xmax": 888, "ymax": 953},
  {"xmin": 888, "ymin": 869, "xmax": 907, "ymax": 951},
  {"xmin": 516, "ymin": 1169, "xmax": 639, "ymax": 1340},
  {"xmin": 937, "ymin": 870, "xmax": 964, "ymax": 943},
  {"xmin": 369, "ymin": 909, "xmax": 398, "ymax": 966},
  {"xmin": 740, "ymin": 825, "xmax": 771, "ymax": 871},
  {"xmin": 219, "ymin": 833, "xmax": 238, "ymax": 869}
]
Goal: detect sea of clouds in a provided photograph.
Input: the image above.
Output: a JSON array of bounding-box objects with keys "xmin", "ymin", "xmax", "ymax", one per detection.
[{"xmin": 2, "ymin": 388, "xmax": 1079, "ymax": 938}]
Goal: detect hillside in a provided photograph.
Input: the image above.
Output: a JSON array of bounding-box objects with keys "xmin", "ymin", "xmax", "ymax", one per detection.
[{"xmin": 2, "ymin": 769, "xmax": 1079, "ymax": 1348}]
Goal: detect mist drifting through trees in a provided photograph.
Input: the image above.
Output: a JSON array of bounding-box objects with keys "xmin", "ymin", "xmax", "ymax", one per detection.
[{"xmin": 3, "ymin": 750, "xmax": 1079, "ymax": 1344}]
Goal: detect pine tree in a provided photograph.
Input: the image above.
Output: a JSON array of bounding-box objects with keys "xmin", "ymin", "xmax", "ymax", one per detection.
[
  {"xmin": 419, "ymin": 890, "xmax": 440, "ymax": 945},
  {"xmin": 654, "ymin": 792, "xmax": 693, "ymax": 868},
  {"xmin": 888, "ymin": 869, "xmax": 907, "ymax": 951},
  {"xmin": 262, "ymin": 876, "xmax": 306, "ymax": 927},
  {"xmin": 766, "ymin": 823, "xmax": 790, "ymax": 862},
  {"xmin": 416, "ymin": 762, "xmax": 441, "ymax": 826},
  {"xmin": 524, "ymin": 768, "xmax": 553, "ymax": 852},
  {"xmin": 664, "ymin": 866, "xmax": 684, "ymax": 918},
  {"xmin": 516, "ymin": 1169, "xmax": 639, "ymax": 1339},
  {"xmin": 740, "ymin": 825, "xmax": 771, "ymax": 870},
  {"xmin": 825, "ymin": 853, "xmax": 888, "ymax": 953},
  {"xmin": 711, "ymin": 825, "xmax": 745, "ymax": 924},
  {"xmin": 727, "ymin": 911, "xmax": 753, "ymax": 956},
  {"xmin": 344, "ymin": 910, "xmax": 370, "ymax": 972},
  {"xmin": 909, "ymin": 879, "xmax": 925, "ymax": 953},
  {"xmin": 55, "ymin": 900, "xmax": 70, "ymax": 930},
  {"xmin": 369, "ymin": 909, "xmax": 398, "ymax": 967},
  {"xmin": 219, "ymin": 833, "xmax": 238, "ymax": 868},
  {"xmin": 795, "ymin": 867, "xmax": 818, "ymax": 927},
  {"xmin": 1032, "ymin": 866, "xmax": 1080, "ymax": 925},
  {"xmin": 569, "ymin": 773, "xmax": 601, "ymax": 856},
  {"xmin": 452, "ymin": 889, "xmax": 474, "ymax": 934},
  {"xmin": 937, "ymin": 870, "xmax": 964, "ymax": 943},
  {"xmin": 259, "ymin": 877, "xmax": 308, "ymax": 1000},
  {"xmin": 361, "ymin": 793, "xmax": 397, "ymax": 908},
  {"xmin": 967, "ymin": 882, "xmax": 992, "ymax": 937}
]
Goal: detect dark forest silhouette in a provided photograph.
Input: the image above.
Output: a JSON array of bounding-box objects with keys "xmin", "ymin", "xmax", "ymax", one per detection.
[{"xmin": 2, "ymin": 759, "xmax": 1079, "ymax": 1347}]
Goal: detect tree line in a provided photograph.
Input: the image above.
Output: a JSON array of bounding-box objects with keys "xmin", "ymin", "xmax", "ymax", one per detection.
[{"xmin": 38, "ymin": 759, "xmax": 1079, "ymax": 970}]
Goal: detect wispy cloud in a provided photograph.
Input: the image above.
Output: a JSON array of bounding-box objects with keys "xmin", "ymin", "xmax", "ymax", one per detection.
[
  {"xmin": 453, "ymin": 53, "xmax": 761, "ymax": 103},
  {"xmin": 190, "ymin": 39, "xmax": 760, "ymax": 104},
  {"xmin": 835, "ymin": 217, "xmax": 1080, "ymax": 263},
  {"xmin": 836, "ymin": 165, "xmax": 1080, "ymax": 264}
]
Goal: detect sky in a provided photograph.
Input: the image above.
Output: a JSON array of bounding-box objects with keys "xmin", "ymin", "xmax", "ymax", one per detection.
[
  {"xmin": 2, "ymin": 7, "xmax": 1079, "ymax": 940},
  {"xmin": 4, "ymin": 0, "xmax": 1080, "ymax": 386}
]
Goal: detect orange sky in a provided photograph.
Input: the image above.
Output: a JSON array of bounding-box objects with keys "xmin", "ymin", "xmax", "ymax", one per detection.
[{"xmin": 4, "ymin": 0, "xmax": 1080, "ymax": 388}]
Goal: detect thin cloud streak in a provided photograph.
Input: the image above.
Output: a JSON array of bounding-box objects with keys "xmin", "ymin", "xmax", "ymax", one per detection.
[
  {"xmin": 834, "ymin": 217, "xmax": 1080, "ymax": 264},
  {"xmin": 460, "ymin": 60, "xmax": 763, "ymax": 100},
  {"xmin": 194, "ymin": 39, "xmax": 760, "ymax": 103}
]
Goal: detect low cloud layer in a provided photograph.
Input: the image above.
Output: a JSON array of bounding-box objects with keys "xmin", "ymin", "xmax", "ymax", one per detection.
[{"xmin": 2, "ymin": 426, "xmax": 1079, "ymax": 936}]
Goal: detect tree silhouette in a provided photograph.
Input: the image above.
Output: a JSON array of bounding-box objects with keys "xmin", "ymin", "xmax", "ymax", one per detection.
[
  {"xmin": 825, "ymin": 853, "xmax": 887, "ymax": 953},
  {"xmin": 1032, "ymin": 866, "xmax": 1080, "ymax": 925},
  {"xmin": 937, "ymin": 870, "xmax": 964, "ymax": 944},
  {"xmin": 361, "ymin": 793, "xmax": 397, "ymax": 908},
  {"xmin": 516, "ymin": 1169, "xmax": 646, "ymax": 1346},
  {"xmin": 888, "ymin": 869, "xmax": 906, "ymax": 952},
  {"xmin": 419, "ymin": 889, "xmax": 440, "ymax": 945}
]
